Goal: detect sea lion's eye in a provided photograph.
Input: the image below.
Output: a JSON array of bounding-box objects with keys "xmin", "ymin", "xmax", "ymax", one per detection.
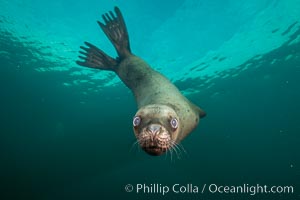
[
  {"xmin": 170, "ymin": 118, "xmax": 178, "ymax": 129},
  {"xmin": 133, "ymin": 116, "xmax": 141, "ymax": 127}
]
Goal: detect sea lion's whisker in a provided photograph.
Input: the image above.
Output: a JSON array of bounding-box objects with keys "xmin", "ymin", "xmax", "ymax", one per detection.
[
  {"xmin": 164, "ymin": 148, "xmax": 168, "ymax": 160},
  {"xmin": 168, "ymin": 146, "xmax": 173, "ymax": 162},
  {"xmin": 169, "ymin": 142, "xmax": 180, "ymax": 160},
  {"xmin": 170, "ymin": 140, "xmax": 187, "ymax": 159},
  {"xmin": 177, "ymin": 142, "xmax": 188, "ymax": 156},
  {"xmin": 129, "ymin": 139, "xmax": 140, "ymax": 153},
  {"xmin": 169, "ymin": 141, "xmax": 181, "ymax": 154},
  {"xmin": 170, "ymin": 148, "xmax": 174, "ymax": 162},
  {"xmin": 175, "ymin": 144, "xmax": 184, "ymax": 157}
]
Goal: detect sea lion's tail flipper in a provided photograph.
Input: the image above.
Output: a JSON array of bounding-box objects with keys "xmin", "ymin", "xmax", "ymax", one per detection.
[
  {"xmin": 76, "ymin": 42, "xmax": 117, "ymax": 71},
  {"xmin": 98, "ymin": 6, "xmax": 131, "ymax": 59}
]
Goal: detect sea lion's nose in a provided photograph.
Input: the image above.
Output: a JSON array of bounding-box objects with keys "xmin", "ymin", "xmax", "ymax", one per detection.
[{"xmin": 147, "ymin": 124, "xmax": 161, "ymax": 135}]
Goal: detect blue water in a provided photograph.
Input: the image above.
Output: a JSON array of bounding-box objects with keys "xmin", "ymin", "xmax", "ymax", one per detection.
[{"xmin": 0, "ymin": 0, "xmax": 299, "ymax": 199}]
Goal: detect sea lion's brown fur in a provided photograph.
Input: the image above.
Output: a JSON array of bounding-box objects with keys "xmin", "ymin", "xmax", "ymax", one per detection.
[{"xmin": 77, "ymin": 7, "xmax": 205, "ymax": 156}]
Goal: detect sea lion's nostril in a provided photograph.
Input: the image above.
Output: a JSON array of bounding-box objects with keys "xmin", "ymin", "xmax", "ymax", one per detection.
[{"xmin": 147, "ymin": 124, "xmax": 161, "ymax": 134}]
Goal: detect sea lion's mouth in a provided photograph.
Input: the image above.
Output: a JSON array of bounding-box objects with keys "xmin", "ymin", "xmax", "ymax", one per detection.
[
  {"xmin": 143, "ymin": 146, "xmax": 167, "ymax": 156},
  {"xmin": 136, "ymin": 123, "xmax": 172, "ymax": 156},
  {"xmin": 139, "ymin": 138, "xmax": 170, "ymax": 156}
]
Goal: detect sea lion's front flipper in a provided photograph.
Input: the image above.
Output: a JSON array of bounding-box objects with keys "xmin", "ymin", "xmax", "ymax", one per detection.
[
  {"xmin": 76, "ymin": 42, "xmax": 117, "ymax": 71},
  {"xmin": 189, "ymin": 102, "xmax": 206, "ymax": 118},
  {"xmin": 198, "ymin": 107, "xmax": 206, "ymax": 118},
  {"xmin": 98, "ymin": 6, "xmax": 131, "ymax": 59}
]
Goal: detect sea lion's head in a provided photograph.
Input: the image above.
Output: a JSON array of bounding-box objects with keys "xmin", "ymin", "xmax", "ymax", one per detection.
[{"xmin": 132, "ymin": 104, "xmax": 180, "ymax": 156}]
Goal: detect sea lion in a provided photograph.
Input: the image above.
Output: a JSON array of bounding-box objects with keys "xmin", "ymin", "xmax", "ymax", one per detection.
[{"xmin": 77, "ymin": 7, "xmax": 206, "ymax": 156}]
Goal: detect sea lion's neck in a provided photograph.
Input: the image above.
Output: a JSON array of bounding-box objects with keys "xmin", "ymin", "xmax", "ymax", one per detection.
[
  {"xmin": 115, "ymin": 55, "xmax": 183, "ymax": 109},
  {"xmin": 116, "ymin": 55, "xmax": 154, "ymax": 90}
]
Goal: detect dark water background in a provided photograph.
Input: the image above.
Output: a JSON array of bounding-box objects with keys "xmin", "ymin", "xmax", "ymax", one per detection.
[{"xmin": 1, "ymin": 1, "xmax": 300, "ymax": 200}]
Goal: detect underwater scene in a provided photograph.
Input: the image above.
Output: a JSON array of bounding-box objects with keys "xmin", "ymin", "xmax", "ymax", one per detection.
[{"xmin": 0, "ymin": 0, "xmax": 299, "ymax": 199}]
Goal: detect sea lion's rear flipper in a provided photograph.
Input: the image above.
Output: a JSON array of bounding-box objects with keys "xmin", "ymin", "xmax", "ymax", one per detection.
[
  {"xmin": 76, "ymin": 42, "xmax": 117, "ymax": 71},
  {"xmin": 98, "ymin": 6, "xmax": 131, "ymax": 59}
]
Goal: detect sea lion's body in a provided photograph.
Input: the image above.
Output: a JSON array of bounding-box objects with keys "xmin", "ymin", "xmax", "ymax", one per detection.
[
  {"xmin": 77, "ymin": 7, "xmax": 205, "ymax": 156},
  {"xmin": 117, "ymin": 55, "xmax": 201, "ymax": 142}
]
